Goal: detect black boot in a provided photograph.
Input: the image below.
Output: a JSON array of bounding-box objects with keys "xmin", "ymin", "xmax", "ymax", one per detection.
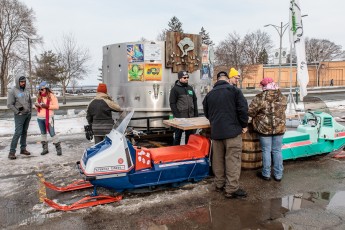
[
  {"xmin": 8, "ymin": 151, "xmax": 16, "ymax": 160},
  {"xmin": 41, "ymin": 141, "xmax": 49, "ymax": 155},
  {"xmin": 54, "ymin": 142, "xmax": 62, "ymax": 156}
]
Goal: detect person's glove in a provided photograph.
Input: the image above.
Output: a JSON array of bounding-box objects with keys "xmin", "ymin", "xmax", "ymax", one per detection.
[
  {"xmin": 84, "ymin": 125, "xmax": 94, "ymax": 140},
  {"xmin": 40, "ymin": 103, "xmax": 49, "ymax": 109}
]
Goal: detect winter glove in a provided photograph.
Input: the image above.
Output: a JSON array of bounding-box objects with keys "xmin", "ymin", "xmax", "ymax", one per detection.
[
  {"xmin": 40, "ymin": 103, "xmax": 49, "ymax": 109},
  {"xmin": 84, "ymin": 125, "xmax": 94, "ymax": 141}
]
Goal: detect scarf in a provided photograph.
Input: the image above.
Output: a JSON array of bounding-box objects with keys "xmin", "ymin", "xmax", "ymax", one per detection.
[
  {"xmin": 262, "ymin": 82, "xmax": 279, "ymax": 91},
  {"xmin": 37, "ymin": 93, "xmax": 51, "ymax": 132}
]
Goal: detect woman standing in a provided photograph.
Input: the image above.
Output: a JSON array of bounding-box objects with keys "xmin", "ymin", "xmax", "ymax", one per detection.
[
  {"xmin": 35, "ymin": 81, "xmax": 62, "ymax": 155},
  {"xmin": 86, "ymin": 83, "xmax": 122, "ymax": 144},
  {"xmin": 248, "ymin": 77, "xmax": 287, "ymax": 182}
]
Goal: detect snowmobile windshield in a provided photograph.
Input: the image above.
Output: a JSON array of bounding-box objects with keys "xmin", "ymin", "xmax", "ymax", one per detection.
[{"xmin": 115, "ymin": 108, "xmax": 134, "ymax": 134}]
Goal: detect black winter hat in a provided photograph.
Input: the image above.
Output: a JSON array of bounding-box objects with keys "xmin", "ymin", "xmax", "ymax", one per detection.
[{"xmin": 178, "ymin": 70, "xmax": 189, "ymax": 79}]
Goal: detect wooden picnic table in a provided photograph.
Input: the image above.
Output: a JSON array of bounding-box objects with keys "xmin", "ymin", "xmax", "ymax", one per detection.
[{"xmin": 163, "ymin": 117, "xmax": 210, "ymax": 130}]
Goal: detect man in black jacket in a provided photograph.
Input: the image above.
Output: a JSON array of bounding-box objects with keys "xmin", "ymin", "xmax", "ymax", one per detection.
[
  {"xmin": 203, "ymin": 71, "xmax": 248, "ymax": 199},
  {"xmin": 169, "ymin": 70, "xmax": 198, "ymax": 145}
]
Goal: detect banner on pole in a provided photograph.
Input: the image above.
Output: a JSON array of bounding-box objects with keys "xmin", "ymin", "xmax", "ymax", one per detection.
[{"xmin": 289, "ymin": 0, "xmax": 309, "ymax": 100}]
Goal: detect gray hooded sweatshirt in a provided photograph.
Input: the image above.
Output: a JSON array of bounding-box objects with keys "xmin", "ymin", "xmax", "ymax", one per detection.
[{"xmin": 7, "ymin": 76, "xmax": 32, "ymax": 115}]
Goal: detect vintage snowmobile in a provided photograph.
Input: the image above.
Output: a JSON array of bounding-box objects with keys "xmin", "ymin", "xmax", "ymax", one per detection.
[
  {"xmin": 44, "ymin": 109, "xmax": 211, "ymax": 211},
  {"xmin": 43, "ymin": 110, "xmax": 345, "ymax": 211},
  {"xmin": 282, "ymin": 111, "xmax": 345, "ymax": 160}
]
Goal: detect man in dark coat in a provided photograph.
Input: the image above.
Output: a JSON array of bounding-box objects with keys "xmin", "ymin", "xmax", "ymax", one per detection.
[
  {"xmin": 169, "ymin": 70, "xmax": 198, "ymax": 145},
  {"xmin": 86, "ymin": 83, "xmax": 122, "ymax": 144},
  {"xmin": 203, "ymin": 71, "xmax": 248, "ymax": 199}
]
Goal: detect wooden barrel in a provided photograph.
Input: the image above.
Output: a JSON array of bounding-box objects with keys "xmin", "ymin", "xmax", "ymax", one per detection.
[{"xmin": 241, "ymin": 123, "xmax": 262, "ymax": 170}]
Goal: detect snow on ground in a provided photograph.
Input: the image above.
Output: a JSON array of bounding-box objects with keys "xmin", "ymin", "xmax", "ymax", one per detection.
[{"xmin": 0, "ymin": 110, "xmax": 87, "ymax": 137}]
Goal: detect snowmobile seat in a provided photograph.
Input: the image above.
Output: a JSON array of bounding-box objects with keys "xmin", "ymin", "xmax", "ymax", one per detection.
[
  {"xmin": 283, "ymin": 131, "xmax": 310, "ymax": 144},
  {"xmin": 150, "ymin": 134, "xmax": 210, "ymax": 164}
]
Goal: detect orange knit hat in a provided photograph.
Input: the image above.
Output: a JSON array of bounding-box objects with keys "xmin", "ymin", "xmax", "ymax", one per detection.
[{"xmin": 97, "ymin": 83, "xmax": 107, "ymax": 93}]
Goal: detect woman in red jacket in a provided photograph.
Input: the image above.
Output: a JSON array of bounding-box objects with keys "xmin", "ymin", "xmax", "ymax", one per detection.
[{"xmin": 35, "ymin": 81, "xmax": 62, "ymax": 155}]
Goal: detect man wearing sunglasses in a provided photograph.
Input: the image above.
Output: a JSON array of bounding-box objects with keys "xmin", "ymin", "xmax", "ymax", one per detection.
[
  {"xmin": 7, "ymin": 76, "xmax": 32, "ymax": 160},
  {"xmin": 169, "ymin": 70, "xmax": 198, "ymax": 145}
]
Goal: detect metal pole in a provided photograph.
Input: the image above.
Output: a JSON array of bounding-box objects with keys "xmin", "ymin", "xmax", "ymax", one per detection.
[
  {"xmin": 278, "ymin": 22, "xmax": 283, "ymax": 87},
  {"xmin": 316, "ymin": 62, "xmax": 320, "ymax": 87},
  {"xmin": 289, "ymin": 42, "xmax": 293, "ymax": 114},
  {"xmin": 27, "ymin": 38, "xmax": 33, "ymax": 96}
]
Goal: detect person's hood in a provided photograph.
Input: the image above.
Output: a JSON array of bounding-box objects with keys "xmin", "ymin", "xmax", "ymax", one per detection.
[{"xmin": 15, "ymin": 75, "xmax": 25, "ymax": 90}]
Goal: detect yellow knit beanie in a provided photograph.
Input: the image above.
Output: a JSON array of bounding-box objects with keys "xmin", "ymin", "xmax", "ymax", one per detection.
[{"xmin": 229, "ymin": 68, "xmax": 239, "ymax": 78}]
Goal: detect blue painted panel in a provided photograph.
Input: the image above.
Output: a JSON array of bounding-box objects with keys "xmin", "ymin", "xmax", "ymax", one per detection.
[{"xmin": 82, "ymin": 137, "xmax": 112, "ymax": 165}]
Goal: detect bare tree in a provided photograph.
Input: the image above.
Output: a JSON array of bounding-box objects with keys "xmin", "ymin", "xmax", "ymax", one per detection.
[
  {"xmin": 139, "ymin": 37, "xmax": 147, "ymax": 42},
  {"xmin": 243, "ymin": 30, "xmax": 273, "ymax": 64},
  {"xmin": 0, "ymin": 0, "xmax": 38, "ymax": 96},
  {"xmin": 54, "ymin": 33, "xmax": 90, "ymax": 104},
  {"xmin": 215, "ymin": 32, "xmax": 246, "ymax": 67},
  {"xmin": 215, "ymin": 31, "xmax": 273, "ymax": 88},
  {"xmin": 305, "ymin": 37, "xmax": 343, "ymax": 62},
  {"xmin": 156, "ymin": 29, "xmax": 167, "ymax": 41},
  {"xmin": 70, "ymin": 78, "xmax": 79, "ymax": 93}
]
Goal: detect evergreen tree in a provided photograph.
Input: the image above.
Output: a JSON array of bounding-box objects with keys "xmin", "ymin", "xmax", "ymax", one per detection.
[
  {"xmin": 97, "ymin": 68, "xmax": 103, "ymax": 82},
  {"xmin": 257, "ymin": 49, "xmax": 268, "ymax": 64},
  {"xmin": 35, "ymin": 50, "xmax": 62, "ymax": 85},
  {"xmin": 167, "ymin": 16, "xmax": 183, "ymax": 33},
  {"xmin": 199, "ymin": 27, "xmax": 214, "ymax": 46},
  {"xmin": 157, "ymin": 16, "xmax": 184, "ymax": 41}
]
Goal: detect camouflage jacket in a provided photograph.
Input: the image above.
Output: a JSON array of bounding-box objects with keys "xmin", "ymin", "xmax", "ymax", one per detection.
[{"xmin": 248, "ymin": 90, "xmax": 287, "ymax": 135}]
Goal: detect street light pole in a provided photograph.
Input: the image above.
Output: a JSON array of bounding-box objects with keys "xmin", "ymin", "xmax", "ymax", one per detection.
[
  {"xmin": 27, "ymin": 37, "xmax": 33, "ymax": 96},
  {"xmin": 278, "ymin": 22, "xmax": 283, "ymax": 86},
  {"xmin": 264, "ymin": 22, "xmax": 289, "ymax": 87}
]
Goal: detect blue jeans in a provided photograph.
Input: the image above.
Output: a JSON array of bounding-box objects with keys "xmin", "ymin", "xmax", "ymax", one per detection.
[
  {"xmin": 259, "ymin": 135, "xmax": 284, "ymax": 179},
  {"xmin": 10, "ymin": 113, "xmax": 31, "ymax": 152},
  {"xmin": 37, "ymin": 117, "xmax": 56, "ymax": 137}
]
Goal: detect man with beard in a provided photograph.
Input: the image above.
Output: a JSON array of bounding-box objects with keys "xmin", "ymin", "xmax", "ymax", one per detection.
[{"xmin": 7, "ymin": 76, "xmax": 32, "ymax": 160}]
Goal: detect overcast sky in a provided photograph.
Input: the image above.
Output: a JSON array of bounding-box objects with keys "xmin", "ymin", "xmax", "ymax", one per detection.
[{"xmin": 21, "ymin": 0, "xmax": 345, "ymax": 85}]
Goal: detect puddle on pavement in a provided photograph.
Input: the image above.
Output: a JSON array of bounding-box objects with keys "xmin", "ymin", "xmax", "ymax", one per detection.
[
  {"xmin": 139, "ymin": 191, "xmax": 345, "ymax": 230},
  {"xmin": 2, "ymin": 190, "xmax": 345, "ymax": 229}
]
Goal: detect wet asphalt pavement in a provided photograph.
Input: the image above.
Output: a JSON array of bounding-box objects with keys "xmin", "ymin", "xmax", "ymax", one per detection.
[{"xmin": 1, "ymin": 121, "xmax": 345, "ymax": 230}]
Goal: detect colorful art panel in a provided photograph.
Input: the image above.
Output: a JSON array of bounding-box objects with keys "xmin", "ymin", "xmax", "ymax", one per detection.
[
  {"xmin": 201, "ymin": 44, "xmax": 209, "ymax": 64},
  {"xmin": 144, "ymin": 64, "xmax": 162, "ymax": 81},
  {"xmin": 128, "ymin": 64, "xmax": 145, "ymax": 81},
  {"xmin": 127, "ymin": 44, "xmax": 144, "ymax": 63},
  {"xmin": 201, "ymin": 64, "xmax": 211, "ymax": 80}
]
